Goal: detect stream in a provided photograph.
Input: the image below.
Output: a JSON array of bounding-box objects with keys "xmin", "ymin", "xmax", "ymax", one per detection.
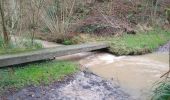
[
  {"xmin": 45, "ymin": 41, "xmax": 169, "ymax": 100},
  {"xmin": 79, "ymin": 52, "xmax": 169, "ymax": 100},
  {"xmin": 4, "ymin": 40, "xmax": 169, "ymax": 100}
]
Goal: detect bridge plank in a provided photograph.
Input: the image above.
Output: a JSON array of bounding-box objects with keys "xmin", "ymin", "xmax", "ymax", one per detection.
[{"xmin": 0, "ymin": 43, "xmax": 109, "ymax": 67}]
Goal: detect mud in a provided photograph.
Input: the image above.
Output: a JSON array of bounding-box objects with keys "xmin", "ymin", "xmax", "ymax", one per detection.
[{"xmin": 4, "ymin": 71, "xmax": 133, "ymax": 100}]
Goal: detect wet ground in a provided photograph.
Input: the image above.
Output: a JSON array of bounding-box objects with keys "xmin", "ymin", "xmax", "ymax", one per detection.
[
  {"xmin": 4, "ymin": 71, "xmax": 132, "ymax": 100},
  {"xmin": 2, "ymin": 40, "xmax": 170, "ymax": 100}
]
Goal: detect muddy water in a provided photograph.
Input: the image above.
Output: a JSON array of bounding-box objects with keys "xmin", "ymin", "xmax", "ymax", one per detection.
[
  {"xmin": 41, "ymin": 40, "xmax": 169, "ymax": 99},
  {"xmin": 79, "ymin": 52, "xmax": 169, "ymax": 100}
]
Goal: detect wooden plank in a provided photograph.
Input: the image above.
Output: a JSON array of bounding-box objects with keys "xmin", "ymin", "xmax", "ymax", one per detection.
[{"xmin": 0, "ymin": 43, "xmax": 109, "ymax": 67}]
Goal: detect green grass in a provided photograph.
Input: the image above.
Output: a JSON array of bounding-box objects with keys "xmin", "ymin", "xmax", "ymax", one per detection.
[
  {"xmin": 152, "ymin": 79, "xmax": 170, "ymax": 100},
  {"xmin": 107, "ymin": 29, "xmax": 170, "ymax": 55},
  {"xmin": 0, "ymin": 61, "xmax": 78, "ymax": 95},
  {"xmin": 71, "ymin": 28, "xmax": 170, "ymax": 55}
]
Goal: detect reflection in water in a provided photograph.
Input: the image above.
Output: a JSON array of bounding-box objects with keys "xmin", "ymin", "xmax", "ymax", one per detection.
[{"xmin": 79, "ymin": 52, "xmax": 169, "ymax": 100}]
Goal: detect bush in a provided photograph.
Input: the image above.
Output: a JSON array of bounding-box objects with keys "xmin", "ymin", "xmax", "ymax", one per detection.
[
  {"xmin": 62, "ymin": 39, "xmax": 73, "ymax": 45},
  {"xmin": 152, "ymin": 79, "xmax": 170, "ymax": 100}
]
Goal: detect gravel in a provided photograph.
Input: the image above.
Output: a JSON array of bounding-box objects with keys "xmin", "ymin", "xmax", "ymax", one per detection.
[{"xmin": 3, "ymin": 71, "xmax": 133, "ymax": 100}]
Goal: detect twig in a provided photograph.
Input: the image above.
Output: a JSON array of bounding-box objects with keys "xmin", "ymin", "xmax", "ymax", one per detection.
[{"xmin": 161, "ymin": 71, "xmax": 170, "ymax": 78}]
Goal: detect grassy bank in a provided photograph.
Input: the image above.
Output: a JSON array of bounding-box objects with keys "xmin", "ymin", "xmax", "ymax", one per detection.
[
  {"xmin": 71, "ymin": 28, "xmax": 170, "ymax": 55},
  {"xmin": 152, "ymin": 79, "xmax": 170, "ymax": 100},
  {"xmin": 0, "ymin": 61, "xmax": 78, "ymax": 95},
  {"xmin": 108, "ymin": 29, "xmax": 170, "ymax": 55}
]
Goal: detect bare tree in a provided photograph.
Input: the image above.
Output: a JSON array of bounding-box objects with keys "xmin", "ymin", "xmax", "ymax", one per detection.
[
  {"xmin": 29, "ymin": 0, "xmax": 44, "ymax": 45},
  {"xmin": 41, "ymin": 0, "xmax": 76, "ymax": 40},
  {"xmin": 0, "ymin": 0, "xmax": 10, "ymax": 45}
]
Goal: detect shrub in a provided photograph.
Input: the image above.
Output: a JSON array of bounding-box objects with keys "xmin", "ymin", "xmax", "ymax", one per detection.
[
  {"xmin": 152, "ymin": 79, "xmax": 170, "ymax": 100},
  {"xmin": 62, "ymin": 39, "xmax": 73, "ymax": 45},
  {"xmin": 41, "ymin": 0, "xmax": 77, "ymax": 41}
]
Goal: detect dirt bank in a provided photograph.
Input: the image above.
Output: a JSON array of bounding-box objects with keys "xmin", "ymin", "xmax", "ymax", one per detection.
[{"xmin": 3, "ymin": 71, "xmax": 133, "ymax": 100}]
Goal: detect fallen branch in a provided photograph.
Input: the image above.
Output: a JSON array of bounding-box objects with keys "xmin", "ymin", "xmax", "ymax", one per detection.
[{"xmin": 161, "ymin": 70, "xmax": 170, "ymax": 78}]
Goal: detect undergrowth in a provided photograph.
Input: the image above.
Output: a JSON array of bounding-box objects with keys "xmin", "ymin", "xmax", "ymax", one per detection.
[{"xmin": 152, "ymin": 79, "xmax": 170, "ymax": 100}]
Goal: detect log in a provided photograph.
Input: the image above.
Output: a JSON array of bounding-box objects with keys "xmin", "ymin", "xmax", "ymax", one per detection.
[{"xmin": 0, "ymin": 43, "xmax": 109, "ymax": 67}]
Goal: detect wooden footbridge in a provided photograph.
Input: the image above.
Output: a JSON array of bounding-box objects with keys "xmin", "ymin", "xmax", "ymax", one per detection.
[{"xmin": 0, "ymin": 43, "xmax": 109, "ymax": 67}]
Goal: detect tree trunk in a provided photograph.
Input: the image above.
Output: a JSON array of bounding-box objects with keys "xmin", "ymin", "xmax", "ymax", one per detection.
[
  {"xmin": 167, "ymin": 9, "xmax": 170, "ymax": 23},
  {"xmin": 0, "ymin": 0, "xmax": 10, "ymax": 45}
]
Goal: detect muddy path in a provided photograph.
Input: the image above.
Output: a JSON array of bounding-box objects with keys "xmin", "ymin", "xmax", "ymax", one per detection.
[{"xmin": 4, "ymin": 71, "xmax": 132, "ymax": 100}]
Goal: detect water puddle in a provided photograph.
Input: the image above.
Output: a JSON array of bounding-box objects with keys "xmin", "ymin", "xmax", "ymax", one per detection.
[{"xmin": 79, "ymin": 52, "xmax": 169, "ymax": 100}]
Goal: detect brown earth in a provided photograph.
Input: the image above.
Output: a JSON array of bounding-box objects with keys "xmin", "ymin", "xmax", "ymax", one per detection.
[
  {"xmin": 73, "ymin": 0, "xmax": 170, "ymax": 36},
  {"xmin": 35, "ymin": 0, "xmax": 170, "ymax": 42}
]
